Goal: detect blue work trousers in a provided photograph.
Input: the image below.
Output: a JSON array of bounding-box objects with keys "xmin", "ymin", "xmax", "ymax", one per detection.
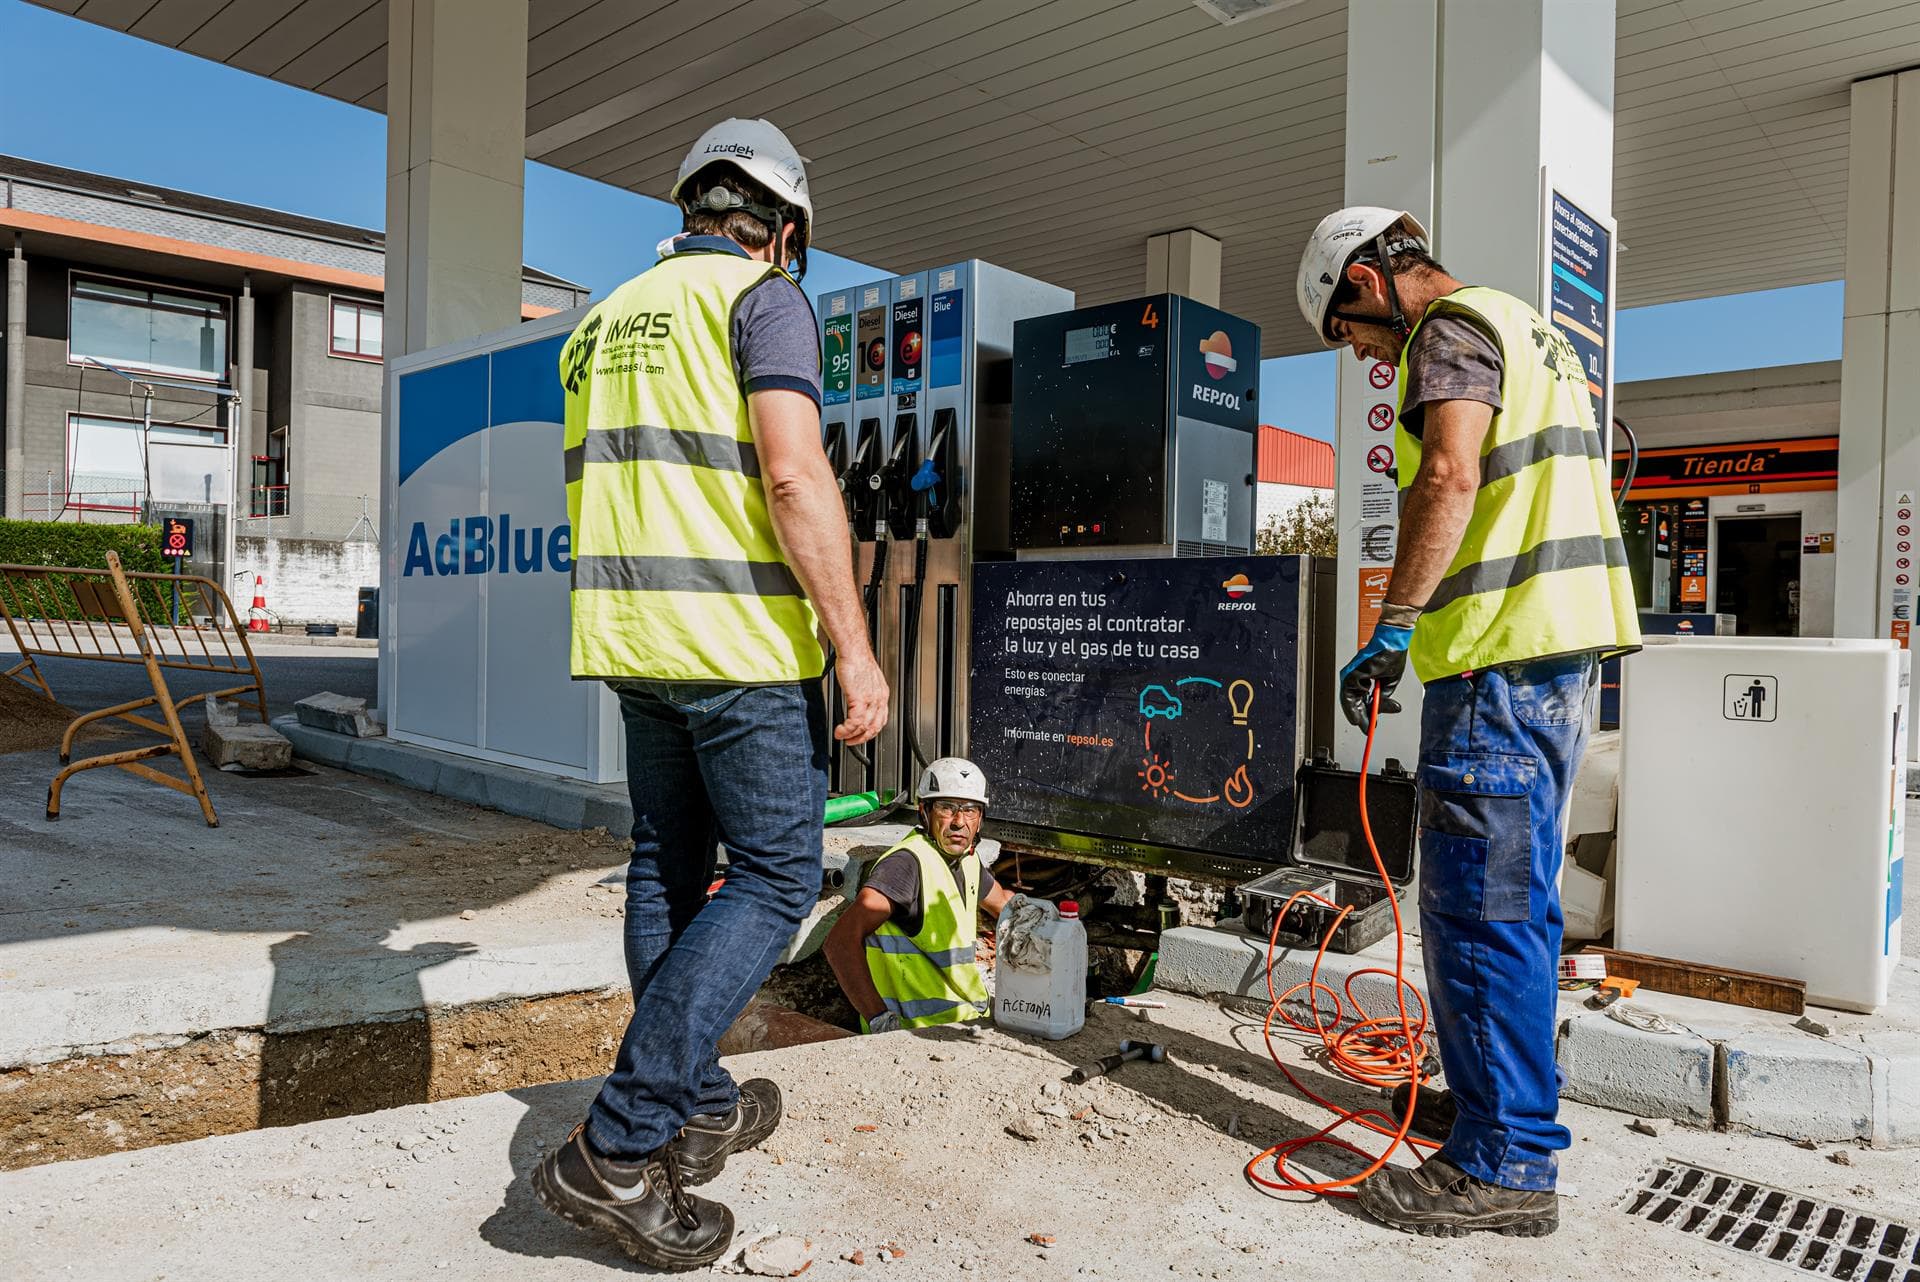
[
  {"xmin": 1416, "ymin": 654, "xmax": 1596, "ymax": 1191},
  {"xmin": 584, "ymin": 680, "xmax": 828, "ymax": 1159}
]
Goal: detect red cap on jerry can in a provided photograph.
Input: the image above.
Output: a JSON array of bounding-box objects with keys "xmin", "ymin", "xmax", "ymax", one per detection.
[{"xmin": 1059, "ymin": 901, "xmax": 1079, "ymax": 919}]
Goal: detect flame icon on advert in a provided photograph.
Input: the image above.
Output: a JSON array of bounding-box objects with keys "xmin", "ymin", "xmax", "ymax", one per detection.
[{"xmin": 1224, "ymin": 764, "xmax": 1255, "ymax": 809}]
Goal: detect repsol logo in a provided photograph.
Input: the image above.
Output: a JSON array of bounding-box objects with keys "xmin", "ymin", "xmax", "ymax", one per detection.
[
  {"xmin": 403, "ymin": 516, "xmax": 571, "ymax": 577},
  {"xmin": 1192, "ymin": 383, "xmax": 1241, "ymax": 410},
  {"xmin": 1216, "ymin": 601, "xmax": 1256, "ymax": 612}
]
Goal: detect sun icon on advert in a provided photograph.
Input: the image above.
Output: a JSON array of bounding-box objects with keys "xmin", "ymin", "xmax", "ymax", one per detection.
[{"xmin": 1138, "ymin": 753, "xmax": 1175, "ymax": 799}]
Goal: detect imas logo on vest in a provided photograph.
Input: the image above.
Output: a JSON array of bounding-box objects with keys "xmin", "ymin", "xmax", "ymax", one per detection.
[{"xmin": 403, "ymin": 516, "xmax": 572, "ymax": 577}]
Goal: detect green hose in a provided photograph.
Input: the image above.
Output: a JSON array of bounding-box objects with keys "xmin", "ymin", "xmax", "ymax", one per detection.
[{"xmin": 824, "ymin": 790, "xmax": 894, "ymax": 824}]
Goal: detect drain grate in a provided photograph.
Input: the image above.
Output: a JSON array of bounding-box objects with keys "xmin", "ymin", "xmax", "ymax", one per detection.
[{"xmin": 1621, "ymin": 1161, "xmax": 1920, "ymax": 1280}]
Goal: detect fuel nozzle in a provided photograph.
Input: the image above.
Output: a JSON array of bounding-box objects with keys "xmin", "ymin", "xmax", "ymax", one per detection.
[
  {"xmin": 880, "ymin": 412, "xmax": 921, "ymax": 541},
  {"xmin": 844, "ymin": 417, "xmax": 884, "ymax": 535},
  {"xmin": 921, "ymin": 408, "xmax": 961, "ymax": 538}
]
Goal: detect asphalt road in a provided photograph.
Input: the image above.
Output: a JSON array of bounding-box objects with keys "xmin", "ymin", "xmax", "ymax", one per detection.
[{"xmin": 8, "ymin": 646, "xmax": 377, "ymax": 725}]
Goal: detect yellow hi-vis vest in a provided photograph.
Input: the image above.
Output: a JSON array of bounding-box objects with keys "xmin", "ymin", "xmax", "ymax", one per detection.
[
  {"xmin": 863, "ymin": 830, "xmax": 990, "ymax": 1030},
  {"xmin": 560, "ymin": 250, "xmax": 824, "ymax": 683},
  {"xmin": 1394, "ymin": 286, "xmax": 1641, "ymax": 684}
]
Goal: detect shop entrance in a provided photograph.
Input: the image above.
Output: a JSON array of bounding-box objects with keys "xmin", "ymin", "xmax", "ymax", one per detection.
[{"xmin": 1714, "ymin": 515, "xmax": 1801, "ymax": 637}]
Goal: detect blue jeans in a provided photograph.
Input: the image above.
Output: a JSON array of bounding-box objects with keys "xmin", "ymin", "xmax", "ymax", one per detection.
[
  {"xmin": 1416, "ymin": 654, "xmax": 1596, "ymax": 1191},
  {"xmin": 584, "ymin": 680, "xmax": 828, "ymax": 1159}
]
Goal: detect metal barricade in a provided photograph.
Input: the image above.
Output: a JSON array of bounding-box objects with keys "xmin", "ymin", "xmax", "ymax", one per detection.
[{"xmin": 0, "ymin": 551, "xmax": 269, "ymax": 827}]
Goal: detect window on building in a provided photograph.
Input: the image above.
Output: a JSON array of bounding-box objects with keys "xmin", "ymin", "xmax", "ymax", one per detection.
[
  {"xmin": 69, "ymin": 275, "xmax": 229, "ymax": 381},
  {"xmin": 250, "ymin": 454, "xmax": 289, "ymax": 517},
  {"xmin": 330, "ymin": 297, "xmax": 383, "ymax": 360},
  {"xmin": 67, "ymin": 414, "xmax": 228, "ymax": 512}
]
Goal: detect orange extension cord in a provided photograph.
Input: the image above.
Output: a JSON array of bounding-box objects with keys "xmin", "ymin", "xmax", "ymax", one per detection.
[{"xmin": 1244, "ymin": 685, "xmax": 1441, "ymax": 1198}]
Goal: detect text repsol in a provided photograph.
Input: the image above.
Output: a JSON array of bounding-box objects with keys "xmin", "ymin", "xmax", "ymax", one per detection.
[
  {"xmin": 1192, "ymin": 384, "xmax": 1242, "ymax": 410},
  {"xmin": 403, "ymin": 516, "xmax": 571, "ymax": 577}
]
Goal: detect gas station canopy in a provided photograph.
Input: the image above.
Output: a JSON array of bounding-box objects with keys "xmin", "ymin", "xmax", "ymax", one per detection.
[{"xmin": 30, "ymin": 0, "xmax": 1919, "ymax": 354}]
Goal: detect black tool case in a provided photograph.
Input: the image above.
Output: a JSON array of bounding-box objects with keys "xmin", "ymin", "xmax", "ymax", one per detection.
[{"xmin": 1234, "ymin": 750, "xmax": 1420, "ymax": 954}]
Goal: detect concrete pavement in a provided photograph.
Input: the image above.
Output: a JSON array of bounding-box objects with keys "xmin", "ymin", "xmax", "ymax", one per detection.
[{"xmin": 4, "ymin": 994, "xmax": 1913, "ymax": 1281}]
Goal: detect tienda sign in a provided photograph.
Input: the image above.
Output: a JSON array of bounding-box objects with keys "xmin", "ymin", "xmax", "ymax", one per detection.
[{"xmin": 1614, "ymin": 436, "xmax": 1837, "ymax": 499}]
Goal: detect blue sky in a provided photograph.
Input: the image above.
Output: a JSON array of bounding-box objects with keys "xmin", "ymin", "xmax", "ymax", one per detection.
[{"xmin": 0, "ymin": 0, "xmax": 1843, "ymax": 443}]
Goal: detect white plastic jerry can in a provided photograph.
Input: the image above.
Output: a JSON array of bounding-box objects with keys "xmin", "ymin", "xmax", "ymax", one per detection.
[{"xmin": 992, "ymin": 899, "xmax": 1087, "ymax": 1040}]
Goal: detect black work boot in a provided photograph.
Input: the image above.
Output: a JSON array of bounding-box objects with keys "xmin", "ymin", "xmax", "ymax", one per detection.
[
  {"xmin": 1355, "ymin": 1157, "xmax": 1559, "ymax": 1238},
  {"xmin": 532, "ymin": 1126, "xmax": 735, "ymax": 1271},
  {"xmin": 1389, "ymin": 1082, "xmax": 1458, "ymax": 1143},
  {"xmin": 671, "ymin": 1077, "xmax": 784, "ymax": 1185}
]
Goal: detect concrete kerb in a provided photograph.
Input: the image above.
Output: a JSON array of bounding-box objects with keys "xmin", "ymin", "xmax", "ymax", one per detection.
[
  {"xmin": 1157, "ymin": 923, "xmax": 1917, "ymax": 1147},
  {"xmin": 274, "ymin": 718, "xmax": 631, "ymax": 834}
]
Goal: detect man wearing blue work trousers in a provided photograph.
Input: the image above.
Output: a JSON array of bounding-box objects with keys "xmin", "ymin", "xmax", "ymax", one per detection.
[{"xmin": 1297, "ymin": 207, "xmax": 1640, "ymax": 1237}]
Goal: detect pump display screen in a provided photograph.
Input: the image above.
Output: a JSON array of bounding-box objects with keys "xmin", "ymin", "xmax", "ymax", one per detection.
[
  {"xmin": 970, "ymin": 556, "xmax": 1303, "ymax": 868},
  {"xmin": 1063, "ymin": 324, "xmax": 1115, "ymax": 366}
]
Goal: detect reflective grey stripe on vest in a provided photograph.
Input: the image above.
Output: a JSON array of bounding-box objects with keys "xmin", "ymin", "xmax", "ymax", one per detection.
[
  {"xmin": 571, "ymin": 554, "xmax": 804, "ymax": 597},
  {"xmin": 879, "ymin": 995, "xmax": 984, "ymax": 1021},
  {"xmin": 564, "ymin": 426, "xmax": 760, "ymax": 486},
  {"xmin": 866, "ymin": 934, "xmax": 977, "ymax": 968},
  {"xmin": 1425, "ymin": 533, "xmax": 1629, "ymax": 614},
  {"xmin": 1480, "ymin": 424, "xmax": 1603, "ymax": 488}
]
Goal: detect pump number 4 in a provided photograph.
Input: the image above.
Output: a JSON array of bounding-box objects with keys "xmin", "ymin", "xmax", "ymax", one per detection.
[{"xmin": 1723, "ymin": 674, "xmax": 1777, "ymax": 723}]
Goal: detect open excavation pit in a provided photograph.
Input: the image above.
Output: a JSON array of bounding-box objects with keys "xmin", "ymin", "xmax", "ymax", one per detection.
[{"xmin": 0, "ymin": 755, "xmax": 860, "ymax": 1171}]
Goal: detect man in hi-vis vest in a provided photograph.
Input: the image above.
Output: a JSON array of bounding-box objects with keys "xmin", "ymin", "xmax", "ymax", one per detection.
[
  {"xmin": 823, "ymin": 756, "xmax": 1015, "ymax": 1033},
  {"xmin": 1298, "ymin": 208, "xmax": 1639, "ymax": 1238},
  {"xmin": 536, "ymin": 119, "xmax": 887, "ymax": 1272}
]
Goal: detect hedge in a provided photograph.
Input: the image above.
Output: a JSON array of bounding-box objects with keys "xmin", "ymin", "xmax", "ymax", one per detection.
[{"xmin": 0, "ymin": 519, "xmax": 168, "ymax": 575}]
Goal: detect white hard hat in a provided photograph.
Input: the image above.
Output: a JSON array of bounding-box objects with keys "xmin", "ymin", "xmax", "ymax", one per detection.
[
  {"xmin": 917, "ymin": 757, "xmax": 989, "ymax": 808},
  {"xmin": 1296, "ymin": 206, "xmax": 1430, "ymax": 346},
  {"xmin": 671, "ymin": 117, "xmax": 814, "ymax": 235}
]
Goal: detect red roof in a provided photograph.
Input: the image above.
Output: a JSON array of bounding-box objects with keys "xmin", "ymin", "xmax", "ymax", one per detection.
[{"xmin": 1257, "ymin": 425, "xmax": 1335, "ymax": 488}]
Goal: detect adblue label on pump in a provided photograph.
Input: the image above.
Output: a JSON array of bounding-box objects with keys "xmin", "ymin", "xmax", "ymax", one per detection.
[{"xmin": 929, "ymin": 290, "xmax": 964, "ymax": 389}]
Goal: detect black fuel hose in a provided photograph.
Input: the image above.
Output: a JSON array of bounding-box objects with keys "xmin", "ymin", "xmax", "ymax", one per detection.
[
  {"xmin": 899, "ymin": 531, "xmax": 933, "ymax": 774},
  {"xmin": 1613, "ymin": 416, "xmax": 1639, "ymax": 517}
]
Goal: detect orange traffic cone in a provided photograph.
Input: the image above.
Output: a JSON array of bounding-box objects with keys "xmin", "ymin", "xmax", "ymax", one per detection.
[{"xmin": 247, "ymin": 575, "xmax": 270, "ymax": 633}]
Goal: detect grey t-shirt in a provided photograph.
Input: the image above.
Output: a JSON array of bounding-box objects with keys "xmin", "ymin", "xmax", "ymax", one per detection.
[
  {"xmin": 1400, "ymin": 313, "xmax": 1503, "ymax": 438},
  {"xmin": 862, "ymin": 845, "xmax": 998, "ymax": 938},
  {"xmin": 732, "ymin": 274, "xmax": 823, "ymax": 406}
]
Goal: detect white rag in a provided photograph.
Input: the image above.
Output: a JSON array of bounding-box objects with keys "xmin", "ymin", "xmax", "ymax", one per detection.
[{"xmin": 998, "ymin": 896, "xmax": 1055, "ymax": 973}]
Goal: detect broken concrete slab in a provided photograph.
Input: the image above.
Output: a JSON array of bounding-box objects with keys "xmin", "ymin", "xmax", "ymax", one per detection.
[
  {"xmin": 293, "ymin": 692, "xmax": 383, "ymax": 738},
  {"xmin": 200, "ymin": 720, "xmax": 293, "ymax": 771},
  {"xmin": 1557, "ymin": 1010, "xmax": 1716, "ymax": 1126},
  {"xmin": 1722, "ymin": 1033, "xmax": 1874, "ymax": 1142}
]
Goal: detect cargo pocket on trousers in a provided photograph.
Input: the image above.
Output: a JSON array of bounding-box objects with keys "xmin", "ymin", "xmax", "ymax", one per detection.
[{"xmin": 1417, "ymin": 754, "xmax": 1536, "ymax": 923}]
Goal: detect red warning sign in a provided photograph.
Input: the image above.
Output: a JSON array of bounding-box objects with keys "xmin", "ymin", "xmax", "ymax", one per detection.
[
  {"xmin": 1366, "ymin": 444, "xmax": 1395, "ymax": 474},
  {"xmin": 1901, "ymin": 509, "xmax": 1912, "ymax": 521},
  {"xmin": 1368, "ymin": 362, "xmax": 1395, "ymax": 389},
  {"xmin": 1367, "ymin": 404, "xmax": 1395, "ymax": 432}
]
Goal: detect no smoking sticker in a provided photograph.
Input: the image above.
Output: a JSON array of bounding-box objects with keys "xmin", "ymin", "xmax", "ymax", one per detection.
[
  {"xmin": 1368, "ymin": 363, "xmax": 1394, "ymax": 389},
  {"xmin": 1367, "ymin": 444, "xmax": 1395, "ymax": 474},
  {"xmin": 1367, "ymin": 404, "xmax": 1395, "ymax": 432}
]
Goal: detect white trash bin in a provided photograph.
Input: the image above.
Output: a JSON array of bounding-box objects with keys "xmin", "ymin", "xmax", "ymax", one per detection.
[{"xmin": 1617, "ymin": 637, "xmax": 1908, "ymax": 1012}]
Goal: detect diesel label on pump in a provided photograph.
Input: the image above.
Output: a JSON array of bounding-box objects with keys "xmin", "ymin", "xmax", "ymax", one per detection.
[
  {"xmin": 891, "ymin": 297, "xmax": 924, "ymax": 398},
  {"xmin": 856, "ymin": 307, "xmax": 885, "ymax": 401},
  {"xmin": 970, "ymin": 556, "xmax": 1304, "ymax": 864}
]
